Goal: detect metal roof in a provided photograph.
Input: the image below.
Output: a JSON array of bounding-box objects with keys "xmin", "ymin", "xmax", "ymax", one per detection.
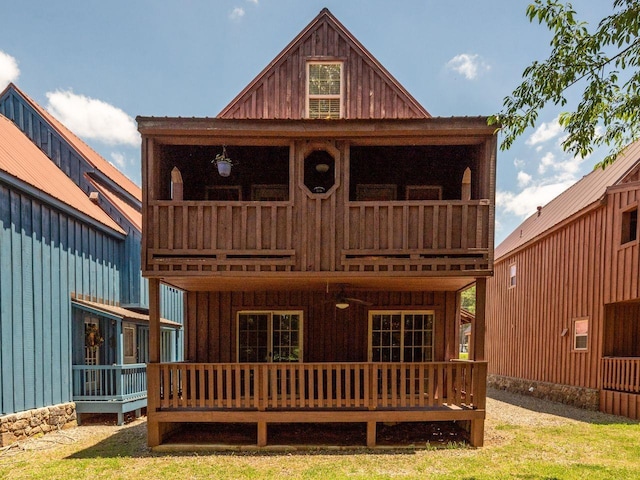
[
  {"xmin": 0, "ymin": 114, "xmax": 125, "ymax": 234},
  {"xmin": 9, "ymin": 84, "xmax": 141, "ymax": 202},
  {"xmin": 495, "ymin": 141, "xmax": 640, "ymax": 260},
  {"xmin": 88, "ymin": 177, "xmax": 142, "ymax": 231},
  {"xmin": 72, "ymin": 298, "xmax": 181, "ymax": 328}
]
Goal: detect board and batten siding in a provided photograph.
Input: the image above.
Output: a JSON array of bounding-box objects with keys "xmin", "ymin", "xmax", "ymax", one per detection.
[
  {"xmin": 486, "ymin": 205, "xmax": 607, "ymax": 390},
  {"xmin": 0, "ymin": 184, "xmax": 122, "ymax": 415},
  {"xmin": 183, "ymin": 290, "xmax": 457, "ymax": 364},
  {"xmin": 219, "ymin": 14, "xmax": 427, "ymax": 120}
]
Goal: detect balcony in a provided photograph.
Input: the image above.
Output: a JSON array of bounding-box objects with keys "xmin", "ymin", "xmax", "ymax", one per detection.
[{"xmin": 145, "ymin": 199, "xmax": 491, "ymax": 275}]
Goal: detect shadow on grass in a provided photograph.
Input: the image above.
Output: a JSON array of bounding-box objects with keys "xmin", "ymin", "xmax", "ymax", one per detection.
[
  {"xmin": 487, "ymin": 387, "xmax": 640, "ymax": 426},
  {"xmin": 67, "ymin": 420, "xmax": 470, "ymax": 459}
]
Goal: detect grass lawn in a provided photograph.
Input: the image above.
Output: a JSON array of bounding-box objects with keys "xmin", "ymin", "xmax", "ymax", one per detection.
[{"xmin": 1, "ymin": 390, "xmax": 639, "ymax": 480}]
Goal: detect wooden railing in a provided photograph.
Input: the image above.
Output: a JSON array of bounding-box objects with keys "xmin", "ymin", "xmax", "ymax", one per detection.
[
  {"xmin": 147, "ymin": 201, "xmax": 294, "ymax": 272},
  {"xmin": 601, "ymin": 357, "xmax": 640, "ymax": 394},
  {"xmin": 72, "ymin": 364, "xmax": 147, "ymax": 401},
  {"xmin": 342, "ymin": 200, "xmax": 491, "ymax": 272},
  {"xmin": 148, "ymin": 361, "xmax": 486, "ymax": 411},
  {"xmin": 146, "ymin": 200, "xmax": 492, "ymax": 274}
]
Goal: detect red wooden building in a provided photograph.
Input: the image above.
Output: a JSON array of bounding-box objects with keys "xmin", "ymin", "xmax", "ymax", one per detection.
[
  {"xmin": 487, "ymin": 141, "xmax": 640, "ymax": 419},
  {"xmin": 138, "ymin": 8, "xmax": 496, "ymax": 447}
]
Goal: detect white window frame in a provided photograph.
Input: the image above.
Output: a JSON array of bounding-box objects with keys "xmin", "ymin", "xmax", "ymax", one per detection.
[
  {"xmin": 573, "ymin": 317, "xmax": 589, "ymax": 351},
  {"xmin": 508, "ymin": 263, "xmax": 517, "ymax": 289},
  {"xmin": 306, "ymin": 61, "xmax": 344, "ymax": 119},
  {"xmin": 368, "ymin": 310, "xmax": 435, "ymax": 362},
  {"xmin": 236, "ymin": 311, "xmax": 303, "ymax": 363}
]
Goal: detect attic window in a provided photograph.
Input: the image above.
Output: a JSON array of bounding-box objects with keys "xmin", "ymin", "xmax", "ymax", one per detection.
[{"xmin": 307, "ymin": 62, "xmax": 343, "ymax": 119}]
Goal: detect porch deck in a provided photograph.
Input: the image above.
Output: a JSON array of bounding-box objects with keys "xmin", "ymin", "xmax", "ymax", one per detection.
[
  {"xmin": 147, "ymin": 360, "xmax": 487, "ymax": 447},
  {"xmin": 72, "ymin": 364, "xmax": 147, "ymax": 425},
  {"xmin": 600, "ymin": 357, "xmax": 640, "ymax": 420}
]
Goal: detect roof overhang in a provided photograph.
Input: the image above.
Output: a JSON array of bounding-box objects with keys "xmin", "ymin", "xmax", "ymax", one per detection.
[
  {"xmin": 72, "ymin": 298, "xmax": 181, "ymax": 328},
  {"xmin": 136, "ymin": 117, "xmax": 496, "ymax": 146}
]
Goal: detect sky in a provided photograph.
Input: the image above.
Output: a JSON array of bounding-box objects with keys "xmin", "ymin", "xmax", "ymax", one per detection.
[{"xmin": 0, "ymin": 0, "xmax": 613, "ymax": 244}]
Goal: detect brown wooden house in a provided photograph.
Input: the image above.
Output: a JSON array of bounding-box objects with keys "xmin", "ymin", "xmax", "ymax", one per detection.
[
  {"xmin": 486, "ymin": 141, "xmax": 640, "ymax": 420},
  {"xmin": 138, "ymin": 8, "xmax": 496, "ymax": 448}
]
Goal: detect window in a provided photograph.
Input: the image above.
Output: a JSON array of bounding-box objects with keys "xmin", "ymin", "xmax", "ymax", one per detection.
[
  {"xmin": 123, "ymin": 323, "xmax": 137, "ymax": 364},
  {"xmin": 237, "ymin": 311, "xmax": 302, "ymax": 362},
  {"xmin": 369, "ymin": 311, "xmax": 434, "ymax": 362},
  {"xmin": 307, "ymin": 62, "xmax": 343, "ymax": 119},
  {"xmin": 508, "ymin": 263, "xmax": 517, "ymax": 288},
  {"xmin": 573, "ymin": 318, "xmax": 589, "ymax": 351},
  {"xmin": 621, "ymin": 208, "xmax": 638, "ymax": 244}
]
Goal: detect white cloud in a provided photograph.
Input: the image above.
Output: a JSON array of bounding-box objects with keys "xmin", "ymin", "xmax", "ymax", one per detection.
[
  {"xmin": 446, "ymin": 54, "xmax": 490, "ymax": 80},
  {"xmin": 45, "ymin": 90, "xmax": 140, "ymax": 147},
  {"xmin": 513, "ymin": 158, "xmax": 525, "ymax": 169},
  {"xmin": 0, "ymin": 50, "xmax": 20, "ymax": 88},
  {"xmin": 517, "ymin": 171, "xmax": 532, "ymax": 188},
  {"xmin": 497, "ymin": 180, "xmax": 575, "ymax": 218},
  {"xmin": 526, "ymin": 117, "xmax": 563, "ymax": 146},
  {"xmin": 247, "ymin": 0, "xmax": 258, "ymax": 4},
  {"xmin": 538, "ymin": 152, "xmax": 555, "ymax": 174},
  {"xmin": 110, "ymin": 152, "xmax": 127, "ymax": 169},
  {"xmin": 230, "ymin": 7, "xmax": 245, "ymax": 20}
]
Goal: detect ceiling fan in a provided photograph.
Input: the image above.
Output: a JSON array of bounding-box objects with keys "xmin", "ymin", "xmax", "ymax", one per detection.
[{"xmin": 325, "ymin": 284, "xmax": 373, "ymax": 309}]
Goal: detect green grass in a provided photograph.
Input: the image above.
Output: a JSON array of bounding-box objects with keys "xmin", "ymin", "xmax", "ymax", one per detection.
[{"xmin": 1, "ymin": 396, "xmax": 639, "ymax": 480}]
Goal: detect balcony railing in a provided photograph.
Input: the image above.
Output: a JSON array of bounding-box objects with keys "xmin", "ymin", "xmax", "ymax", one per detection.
[
  {"xmin": 147, "ymin": 361, "xmax": 486, "ymax": 411},
  {"xmin": 72, "ymin": 364, "xmax": 147, "ymax": 402},
  {"xmin": 601, "ymin": 357, "xmax": 640, "ymax": 394},
  {"xmin": 146, "ymin": 200, "xmax": 491, "ymax": 274}
]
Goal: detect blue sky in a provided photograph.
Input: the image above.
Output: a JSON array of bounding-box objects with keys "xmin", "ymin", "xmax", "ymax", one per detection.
[{"xmin": 0, "ymin": 1, "xmax": 612, "ymax": 244}]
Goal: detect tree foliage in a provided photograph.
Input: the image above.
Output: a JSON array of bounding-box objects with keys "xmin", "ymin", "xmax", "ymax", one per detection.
[{"xmin": 489, "ymin": 0, "xmax": 640, "ymax": 168}]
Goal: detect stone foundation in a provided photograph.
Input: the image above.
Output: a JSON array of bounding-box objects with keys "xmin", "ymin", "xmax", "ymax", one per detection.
[
  {"xmin": 0, "ymin": 402, "xmax": 77, "ymax": 446},
  {"xmin": 488, "ymin": 375, "xmax": 599, "ymax": 411}
]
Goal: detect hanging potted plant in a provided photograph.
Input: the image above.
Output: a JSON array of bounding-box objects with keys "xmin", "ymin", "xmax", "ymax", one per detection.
[{"xmin": 212, "ymin": 146, "xmax": 238, "ymax": 177}]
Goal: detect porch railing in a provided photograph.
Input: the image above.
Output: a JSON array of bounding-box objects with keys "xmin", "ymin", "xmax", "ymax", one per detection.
[
  {"xmin": 601, "ymin": 357, "xmax": 640, "ymax": 394},
  {"xmin": 148, "ymin": 361, "xmax": 486, "ymax": 411},
  {"xmin": 72, "ymin": 364, "xmax": 147, "ymax": 402}
]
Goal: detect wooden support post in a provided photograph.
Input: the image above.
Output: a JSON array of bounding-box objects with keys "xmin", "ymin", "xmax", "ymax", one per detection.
[
  {"xmin": 257, "ymin": 421, "xmax": 267, "ymax": 447},
  {"xmin": 366, "ymin": 421, "xmax": 376, "ymax": 448},
  {"xmin": 147, "ymin": 279, "xmax": 162, "ymax": 447},
  {"xmin": 472, "ymin": 278, "xmax": 486, "ymax": 361},
  {"xmin": 149, "ymin": 279, "xmax": 161, "ymax": 363},
  {"xmin": 469, "ymin": 419, "xmax": 485, "ymax": 447}
]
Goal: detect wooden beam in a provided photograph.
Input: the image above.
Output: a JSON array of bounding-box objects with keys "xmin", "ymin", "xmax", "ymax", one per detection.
[
  {"xmin": 473, "ymin": 278, "xmax": 486, "ymax": 361},
  {"xmin": 149, "ymin": 278, "xmax": 161, "ymax": 363}
]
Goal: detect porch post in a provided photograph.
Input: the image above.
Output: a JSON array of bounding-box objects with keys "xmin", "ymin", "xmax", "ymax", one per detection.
[
  {"xmin": 472, "ymin": 278, "xmax": 486, "ymax": 361},
  {"xmin": 147, "ymin": 278, "xmax": 161, "ymax": 447}
]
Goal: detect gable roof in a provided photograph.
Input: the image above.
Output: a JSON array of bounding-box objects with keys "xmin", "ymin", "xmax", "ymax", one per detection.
[
  {"xmin": 219, "ymin": 8, "xmax": 430, "ymax": 120},
  {"xmin": 88, "ymin": 177, "xmax": 142, "ymax": 231},
  {"xmin": 0, "ymin": 114, "xmax": 125, "ymax": 235},
  {"xmin": 495, "ymin": 140, "xmax": 640, "ymax": 260},
  {"xmin": 3, "ymin": 83, "xmax": 141, "ymax": 203}
]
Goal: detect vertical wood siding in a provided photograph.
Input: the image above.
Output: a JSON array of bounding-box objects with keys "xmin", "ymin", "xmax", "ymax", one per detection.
[
  {"xmin": 184, "ymin": 290, "xmax": 453, "ymax": 364},
  {"xmin": 486, "ymin": 207, "xmax": 607, "ymax": 390},
  {"xmin": 219, "ymin": 20, "xmax": 426, "ymax": 120},
  {"xmin": 0, "ymin": 184, "xmax": 121, "ymax": 415}
]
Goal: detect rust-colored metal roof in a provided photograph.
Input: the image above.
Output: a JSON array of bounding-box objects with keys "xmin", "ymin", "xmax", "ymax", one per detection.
[
  {"xmin": 88, "ymin": 177, "xmax": 142, "ymax": 231},
  {"xmin": 495, "ymin": 141, "xmax": 640, "ymax": 260},
  {"xmin": 9, "ymin": 84, "xmax": 141, "ymax": 202},
  {"xmin": 0, "ymin": 114, "xmax": 125, "ymax": 234},
  {"xmin": 72, "ymin": 298, "xmax": 181, "ymax": 328}
]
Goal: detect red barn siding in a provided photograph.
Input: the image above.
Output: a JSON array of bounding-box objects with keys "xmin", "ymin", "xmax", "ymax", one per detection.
[{"xmin": 487, "ymin": 207, "xmax": 607, "ymax": 390}]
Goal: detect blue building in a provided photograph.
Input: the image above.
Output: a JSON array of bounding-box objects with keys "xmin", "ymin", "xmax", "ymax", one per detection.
[{"xmin": 0, "ymin": 84, "xmax": 184, "ymax": 445}]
